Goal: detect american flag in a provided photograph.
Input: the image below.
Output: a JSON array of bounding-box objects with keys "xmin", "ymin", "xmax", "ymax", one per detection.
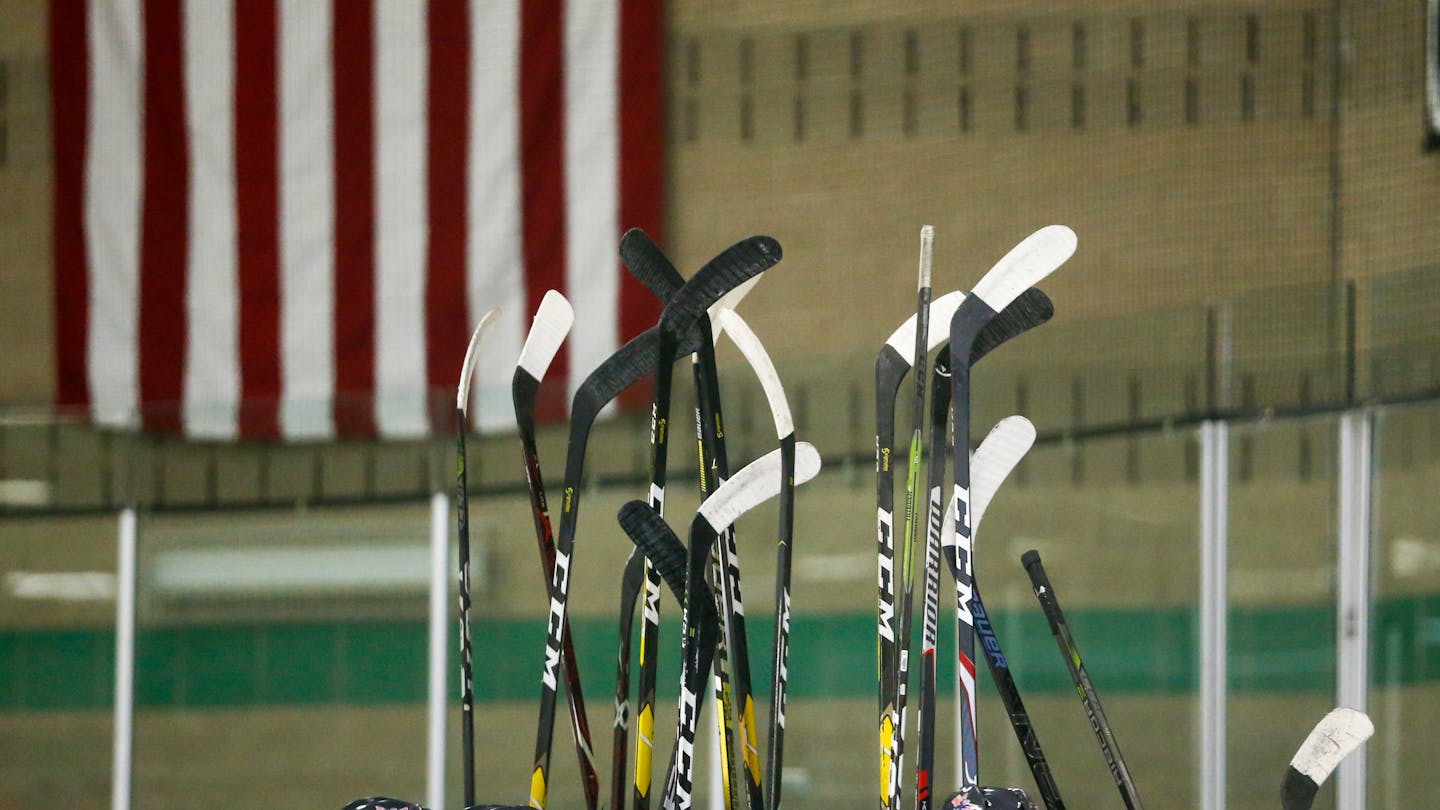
[{"xmin": 50, "ymin": 0, "xmax": 664, "ymax": 440}]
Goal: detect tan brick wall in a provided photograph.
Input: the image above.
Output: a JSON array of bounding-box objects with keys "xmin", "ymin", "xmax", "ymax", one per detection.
[
  {"xmin": 664, "ymin": 1, "xmax": 1357, "ymax": 394},
  {"xmin": 0, "ymin": 0, "xmax": 54, "ymax": 405}
]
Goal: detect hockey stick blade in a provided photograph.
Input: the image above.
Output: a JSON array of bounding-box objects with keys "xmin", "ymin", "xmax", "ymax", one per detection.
[
  {"xmin": 711, "ymin": 276, "xmax": 762, "ymax": 326},
  {"xmin": 618, "ymin": 227, "xmax": 764, "ymax": 343},
  {"xmin": 617, "ymin": 500, "xmax": 720, "ymax": 639},
  {"xmin": 516, "ymin": 292, "xmax": 574, "ymax": 384},
  {"xmin": 1280, "ymin": 708, "xmax": 1373, "ymax": 810},
  {"xmin": 621, "ymin": 228, "xmax": 687, "ymax": 301},
  {"xmin": 968, "ymin": 225, "xmax": 1076, "ymax": 314},
  {"xmin": 715, "ymin": 309, "xmax": 793, "ymax": 439},
  {"xmin": 697, "ymin": 443, "xmax": 821, "ymax": 534},
  {"xmin": 970, "ymin": 288, "xmax": 1053, "ymax": 367},
  {"xmin": 939, "ymin": 415, "xmax": 1037, "ymax": 548},
  {"xmin": 658, "ymin": 236, "xmax": 781, "ymax": 334},
  {"xmin": 883, "ymin": 287, "xmax": 1052, "ymax": 374},
  {"xmin": 970, "ymin": 416, "xmax": 1036, "ymax": 530},
  {"xmin": 457, "ymin": 308, "xmax": 502, "ymax": 412}
]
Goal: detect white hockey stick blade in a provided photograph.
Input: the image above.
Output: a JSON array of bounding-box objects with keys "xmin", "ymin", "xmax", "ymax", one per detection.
[
  {"xmin": 1281, "ymin": 708, "xmax": 1373, "ymax": 810},
  {"xmin": 970, "ymin": 415, "xmax": 1036, "ymax": 530},
  {"xmin": 456, "ymin": 307, "xmax": 502, "ymax": 413},
  {"xmin": 715, "ymin": 308, "xmax": 793, "ymax": 439},
  {"xmin": 708, "ymin": 275, "xmax": 762, "ymax": 344},
  {"xmin": 885, "ymin": 289, "xmax": 966, "ymax": 358},
  {"xmin": 516, "ymin": 290, "xmax": 574, "ymax": 382},
  {"xmin": 698, "ymin": 442, "xmax": 821, "ymax": 532},
  {"xmin": 940, "ymin": 416, "xmax": 1034, "ymax": 547},
  {"xmin": 968, "ymin": 225, "xmax": 1076, "ymax": 315},
  {"xmin": 712, "ymin": 273, "xmax": 762, "ymax": 316}
]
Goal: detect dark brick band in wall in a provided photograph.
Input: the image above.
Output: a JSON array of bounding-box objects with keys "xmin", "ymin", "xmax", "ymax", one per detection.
[{"xmin": 672, "ymin": 8, "xmax": 1335, "ymax": 144}]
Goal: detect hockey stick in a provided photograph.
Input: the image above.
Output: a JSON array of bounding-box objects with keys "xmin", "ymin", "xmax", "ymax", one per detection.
[
  {"xmin": 511, "ymin": 291, "xmax": 601, "ymax": 810},
  {"xmin": 1280, "ymin": 708, "xmax": 1372, "ymax": 810},
  {"xmin": 713, "ymin": 308, "xmax": 796, "ymax": 810},
  {"xmin": 615, "ymin": 228, "xmax": 686, "ymax": 810},
  {"xmin": 877, "ymin": 285, "xmax": 1055, "ymax": 810},
  {"xmin": 948, "ymin": 225, "xmax": 1076, "ymax": 805},
  {"xmin": 938, "ymin": 417, "xmax": 1065, "ymax": 810},
  {"xmin": 890, "ymin": 226, "xmax": 935, "ymax": 810},
  {"xmin": 622, "ymin": 443, "xmax": 823, "ymax": 810},
  {"xmin": 1021, "ymin": 550, "xmax": 1144, "ymax": 810},
  {"xmin": 456, "ymin": 308, "xmax": 500, "ymax": 809},
  {"xmin": 620, "ymin": 230, "xmax": 775, "ymax": 810},
  {"xmin": 624, "ymin": 229, "xmax": 771, "ymax": 810},
  {"xmin": 690, "ymin": 300, "xmax": 767, "ymax": 810},
  {"xmin": 528, "ymin": 236, "xmax": 779, "ymax": 810},
  {"xmin": 914, "ymin": 286, "xmax": 1055, "ymax": 810}
]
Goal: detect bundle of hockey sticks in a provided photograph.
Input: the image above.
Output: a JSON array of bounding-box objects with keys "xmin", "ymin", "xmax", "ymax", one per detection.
[
  {"xmin": 870, "ymin": 225, "xmax": 1376, "ymax": 810},
  {"xmin": 412, "ymin": 229, "xmax": 820, "ymax": 810},
  {"xmin": 342, "ymin": 225, "xmax": 1374, "ymax": 810}
]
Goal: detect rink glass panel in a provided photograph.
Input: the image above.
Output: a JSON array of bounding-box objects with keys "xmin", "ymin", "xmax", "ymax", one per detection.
[
  {"xmin": 1372, "ymin": 403, "xmax": 1440, "ymax": 810},
  {"xmin": 130, "ymin": 504, "xmax": 433, "ymax": 807},
  {"xmin": 947, "ymin": 429, "xmax": 1200, "ymax": 810},
  {"xmin": 1226, "ymin": 416, "xmax": 1340, "ymax": 810},
  {"xmin": 0, "ymin": 513, "xmax": 119, "ymax": 806}
]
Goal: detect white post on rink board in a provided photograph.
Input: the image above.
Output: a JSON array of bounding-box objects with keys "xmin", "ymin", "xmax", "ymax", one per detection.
[
  {"xmin": 427, "ymin": 491, "xmax": 450, "ymax": 810},
  {"xmin": 1336, "ymin": 409, "xmax": 1374, "ymax": 810},
  {"xmin": 112, "ymin": 507, "xmax": 137, "ymax": 810},
  {"xmin": 1199, "ymin": 420, "xmax": 1228, "ymax": 810}
]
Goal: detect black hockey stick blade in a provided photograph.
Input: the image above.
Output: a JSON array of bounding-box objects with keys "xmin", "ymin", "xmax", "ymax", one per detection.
[
  {"xmin": 617, "ymin": 501, "xmax": 720, "ymax": 645},
  {"xmin": 657, "ymin": 236, "xmax": 781, "ymax": 332},
  {"xmin": 621, "ymin": 228, "xmax": 686, "ymax": 301},
  {"xmin": 970, "ymin": 287, "xmax": 1053, "ymax": 367},
  {"xmin": 1280, "ymin": 708, "xmax": 1373, "ymax": 810}
]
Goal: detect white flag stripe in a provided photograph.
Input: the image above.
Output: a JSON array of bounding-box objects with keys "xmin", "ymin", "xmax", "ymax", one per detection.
[
  {"xmin": 468, "ymin": 0, "xmax": 527, "ymax": 434},
  {"xmin": 85, "ymin": 0, "xmax": 144, "ymax": 429},
  {"xmin": 278, "ymin": 0, "xmax": 336, "ymax": 440},
  {"xmin": 374, "ymin": 0, "xmax": 429, "ymax": 437},
  {"xmin": 563, "ymin": 0, "xmax": 621, "ymax": 407},
  {"xmin": 63, "ymin": 1, "xmax": 659, "ymax": 439},
  {"xmin": 182, "ymin": 0, "xmax": 239, "ymax": 440}
]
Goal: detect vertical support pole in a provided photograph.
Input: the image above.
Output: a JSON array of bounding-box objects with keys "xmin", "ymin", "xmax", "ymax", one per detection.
[
  {"xmin": 1337, "ymin": 409, "xmax": 1373, "ymax": 810},
  {"xmin": 428, "ymin": 491, "xmax": 450, "ymax": 810},
  {"xmin": 1199, "ymin": 420, "xmax": 1228, "ymax": 810},
  {"xmin": 112, "ymin": 507, "xmax": 137, "ymax": 810}
]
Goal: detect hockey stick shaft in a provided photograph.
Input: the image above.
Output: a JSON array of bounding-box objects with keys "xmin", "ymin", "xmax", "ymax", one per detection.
[
  {"xmin": 972, "ymin": 579, "xmax": 1066, "ymax": 810},
  {"xmin": 713, "ymin": 307, "xmax": 798, "ymax": 810},
  {"xmin": 1022, "ymin": 551, "xmax": 1144, "ymax": 810},
  {"xmin": 959, "ymin": 414, "xmax": 1064, "ymax": 810},
  {"xmin": 890, "ymin": 226, "xmax": 934, "ymax": 810},
  {"xmin": 518, "ymin": 414, "xmax": 601, "ymax": 810},
  {"xmin": 456, "ymin": 310, "xmax": 501, "ymax": 809},
  {"xmin": 765, "ymin": 434, "xmax": 796, "ymax": 810},
  {"xmin": 455, "ymin": 408, "xmax": 478, "ymax": 808},
  {"xmin": 614, "ymin": 556, "xmax": 644, "ymax": 810},
  {"xmin": 914, "ymin": 347, "xmax": 950, "ymax": 810},
  {"xmin": 693, "ymin": 337, "xmax": 763, "ymax": 810}
]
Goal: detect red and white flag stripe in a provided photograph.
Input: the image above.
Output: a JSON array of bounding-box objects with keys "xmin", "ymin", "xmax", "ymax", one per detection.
[{"xmin": 50, "ymin": 0, "xmax": 663, "ymax": 441}]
